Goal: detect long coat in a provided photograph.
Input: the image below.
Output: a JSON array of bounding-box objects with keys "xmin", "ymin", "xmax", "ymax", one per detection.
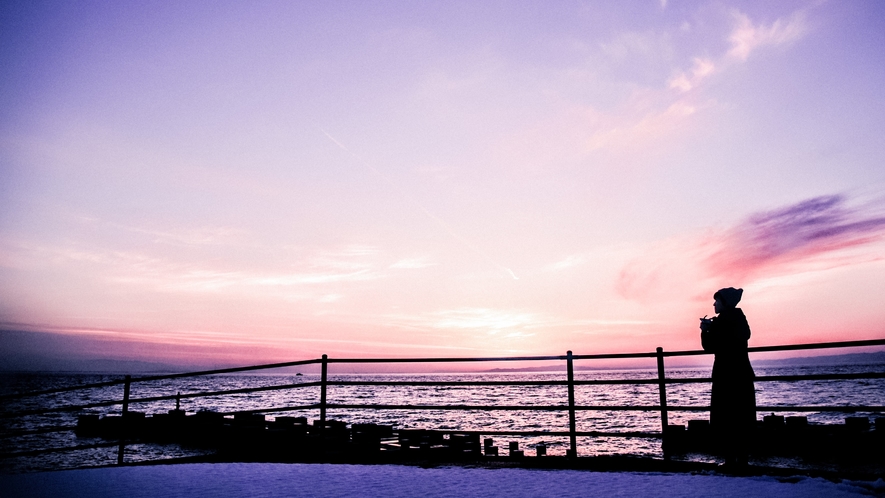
[{"xmin": 700, "ymin": 307, "xmax": 756, "ymax": 430}]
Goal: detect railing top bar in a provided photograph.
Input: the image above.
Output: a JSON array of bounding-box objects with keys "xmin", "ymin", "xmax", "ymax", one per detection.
[
  {"xmin": 329, "ymin": 338, "xmax": 885, "ymax": 364},
  {"xmin": 326, "ymin": 355, "xmax": 566, "ymax": 363},
  {"xmin": 632, "ymin": 338, "xmax": 885, "ymax": 358},
  {"xmin": 627, "ymin": 338, "xmax": 885, "ymax": 359},
  {"xmin": 0, "ymin": 358, "xmax": 324, "ymax": 401},
  {"xmin": 745, "ymin": 338, "xmax": 885, "ymax": 353},
  {"xmin": 0, "ymin": 379, "xmax": 128, "ymax": 401},
  {"xmin": 130, "ymin": 358, "xmax": 323, "ymax": 382},
  {"xmin": 571, "ymin": 352, "xmax": 658, "ymax": 360}
]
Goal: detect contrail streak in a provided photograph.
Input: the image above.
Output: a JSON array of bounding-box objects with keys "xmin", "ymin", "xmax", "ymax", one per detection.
[{"xmin": 319, "ymin": 128, "xmax": 519, "ymax": 280}]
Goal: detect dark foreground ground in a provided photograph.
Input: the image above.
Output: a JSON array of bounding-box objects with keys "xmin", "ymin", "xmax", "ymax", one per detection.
[{"xmin": 3, "ymin": 462, "xmax": 883, "ymax": 498}]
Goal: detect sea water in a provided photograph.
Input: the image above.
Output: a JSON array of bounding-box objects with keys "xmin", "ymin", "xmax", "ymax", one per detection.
[{"xmin": 2, "ymin": 364, "xmax": 883, "ymax": 472}]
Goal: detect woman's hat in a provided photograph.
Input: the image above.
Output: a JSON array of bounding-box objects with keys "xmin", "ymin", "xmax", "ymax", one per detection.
[{"xmin": 713, "ymin": 287, "xmax": 743, "ymax": 307}]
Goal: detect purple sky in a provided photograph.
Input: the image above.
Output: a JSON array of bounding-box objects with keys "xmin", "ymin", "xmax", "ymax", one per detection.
[{"xmin": 1, "ymin": 1, "xmax": 884, "ymax": 368}]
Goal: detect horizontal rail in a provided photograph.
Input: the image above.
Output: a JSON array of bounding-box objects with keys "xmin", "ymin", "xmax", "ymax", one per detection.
[
  {"xmin": 328, "ymin": 355, "xmax": 568, "ymax": 363},
  {"xmin": 326, "ymin": 371, "xmax": 885, "ymax": 388},
  {"xmin": 753, "ymin": 405, "xmax": 885, "ymax": 412},
  {"xmin": 661, "ymin": 338, "xmax": 885, "ymax": 358},
  {"xmin": 439, "ymin": 430, "xmax": 661, "ymax": 438},
  {"xmin": 9, "ymin": 401, "xmax": 872, "ymax": 419},
  {"xmin": 753, "ymin": 372, "xmax": 885, "ymax": 382},
  {"xmin": 319, "ymin": 338, "xmax": 885, "ymax": 368},
  {"xmin": 0, "ymin": 381, "xmax": 323, "ymax": 419},
  {"xmin": 331, "ymin": 403, "xmax": 573, "ymax": 411},
  {"xmin": 748, "ymin": 338, "xmax": 885, "ymax": 353},
  {"xmin": 1, "ymin": 399, "xmax": 133, "ymax": 417},
  {"xmin": 0, "ymin": 359, "xmax": 322, "ymax": 401},
  {"xmin": 655, "ymin": 371, "xmax": 885, "ymax": 385},
  {"xmin": 0, "ymin": 379, "xmax": 128, "ymax": 402},
  {"xmin": 0, "ymin": 441, "xmax": 121, "ymax": 459},
  {"xmin": 0, "ymin": 425, "xmax": 76, "ymax": 439},
  {"xmin": 116, "ymin": 381, "xmax": 322, "ymax": 407},
  {"xmin": 256, "ymin": 403, "xmax": 885, "ymax": 413},
  {"xmin": 327, "ymin": 380, "xmax": 569, "ymax": 387},
  {"xmin": 323, "ymin": 338, "xmax": 885, "ymax": 363},
  {"xmin": 229, "ymin": 404, "xmax": 321, "ymax": 415},
  {"xmin": 126, "ymin": 358, "xmax": 322, "ymax": 382}
]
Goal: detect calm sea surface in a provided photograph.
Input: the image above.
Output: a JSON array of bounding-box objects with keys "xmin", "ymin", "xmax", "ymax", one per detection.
[{"xmin": 2, "ymin": 364, "xmax": 883, "ymax": 472}]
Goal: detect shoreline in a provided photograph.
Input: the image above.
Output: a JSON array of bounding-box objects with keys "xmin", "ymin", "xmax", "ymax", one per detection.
[{"xmin": 7, "ymin": 452, "xmax": 883, "ymax": 483}]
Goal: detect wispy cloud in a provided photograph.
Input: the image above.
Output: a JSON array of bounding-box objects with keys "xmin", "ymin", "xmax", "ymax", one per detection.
[
  {"xmin": 306, "ymin": 245, "xmax": 379, "ymax": 270},
  {"xmin": 389, "ymin": 256, "xmax": 436, "ymax": 269},
  {"xmin": 379, "ymin": 308, "xmax": 547, "ymax": 337},
  {"xmin": 105, "ymin": 222, "xmax": 244, "ymax": 246},
  {"xmin": 668, "ymin": 57, "xmax": 715, "ymax": 92},
  {"xmin": 248, "ymin": 269, "xmax": 378, "ymax": 286},
  {"xmin": 583, "ymin": 100, "xmax": 699, "ymax": 154},
  {"xmin": 0, "ymin": 321, "xmax": 256, "ymax": 348},
  {"xmin": 0, "ymin": 238, "xmax": 385, "ymax": 299},
  {"xmin": 549, "ymin": 254, "xmax": 586, "ymax": 271},
  {"xmin": 599, "ymin": 30, "xmax": 673, "ymax": 62},
  {"xmin": 428, "ymin": 308, "xmax": 541, "ymax": 332},
  {"xmin": 117, "ymin": 253, "xmax": 382, "ymax": 294},
  {"xmin": 706, "ymin": 195, "xmax": 885, "ymax": 280},
  {"xmin": 110, "ymin": 264, "xmax": 381, "ymax": 294},
  {"xmin": 384, "ymin": 308, "xmax": 652, "ymax": 337},
  {"xmin": 579, "ymin": 7, "xmax": 810, "ymax": 161},
  {"xmin": 494, "ymin": 7, "xmax": 811, "ymax": 173},
  {"xmin": 665, "ymin": 7, "xmax": 809, "ymax": 99},
  {"xmin": 728, "ymin": 10, "xmax": 808, "ymax": 61},
  {"xmin": 617, "ymin": 194, "xmax": 885, "ymax": 301}
]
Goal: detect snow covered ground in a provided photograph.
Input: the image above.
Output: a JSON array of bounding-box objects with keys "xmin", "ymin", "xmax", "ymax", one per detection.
[{"xmin": 3, "ymin": 463, "xmax": 883, "ymax": 498}]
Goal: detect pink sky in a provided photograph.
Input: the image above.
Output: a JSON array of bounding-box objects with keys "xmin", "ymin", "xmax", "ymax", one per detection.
[{"xmin": 1, "ymin": 1, "xmax": 884, "ymax": 369}]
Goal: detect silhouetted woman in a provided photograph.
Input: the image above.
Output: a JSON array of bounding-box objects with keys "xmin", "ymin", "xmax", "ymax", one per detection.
[{"xmin": 699, "ymin": 287, "xmax": 756, "ymax": 466}]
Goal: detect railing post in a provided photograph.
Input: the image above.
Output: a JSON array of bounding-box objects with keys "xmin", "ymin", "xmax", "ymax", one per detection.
[
  {"xmin": 656, "ymin": 347, "xmax": 670, "ymax": 458},
  {"xmin": 117, "ymin": 374, "xmax": 131, "ymax": 465},
  {"xmin": 567, "ymin": 350, "xmax": 577, "ymax": 458},
  {"xmin": 320, "ymin": 354, "xmax": 328, "ymax": 431}
]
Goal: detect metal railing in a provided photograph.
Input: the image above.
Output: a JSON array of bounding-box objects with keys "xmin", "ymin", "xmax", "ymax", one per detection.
[{"xmin": 1, "ymin": 338, "xmax": 884, "ymax": 466}]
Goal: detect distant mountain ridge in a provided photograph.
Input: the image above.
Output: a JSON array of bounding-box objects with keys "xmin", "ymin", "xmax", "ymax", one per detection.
[
  {"xmin": 751, "ymin": 351, "xmax": 885, "ymax": 367},
  {"xmin": 483, "ymin": 351, "xmax": 885, "ymax": 373},
  {"xmin": 0, "ymin": 356, "xmax": 184, "ymax": 374},
  {"xmin": 0, "ymin": 329, "xmax": 201, "ymax": 373}
]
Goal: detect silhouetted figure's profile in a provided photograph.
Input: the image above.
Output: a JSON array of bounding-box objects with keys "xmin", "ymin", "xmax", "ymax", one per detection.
[{"xmin": 699, "ymin": 287, "xmax": 756, "ymax": 467}]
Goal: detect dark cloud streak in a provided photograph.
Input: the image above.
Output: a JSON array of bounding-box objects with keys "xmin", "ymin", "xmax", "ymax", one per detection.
[
  {"xmin": 708, "ymin": 194, "xmax": 885, "ymax": 278},
  {"xmin": 616, "ymin": 193, "xmax": 885, "ymax": 301}
]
